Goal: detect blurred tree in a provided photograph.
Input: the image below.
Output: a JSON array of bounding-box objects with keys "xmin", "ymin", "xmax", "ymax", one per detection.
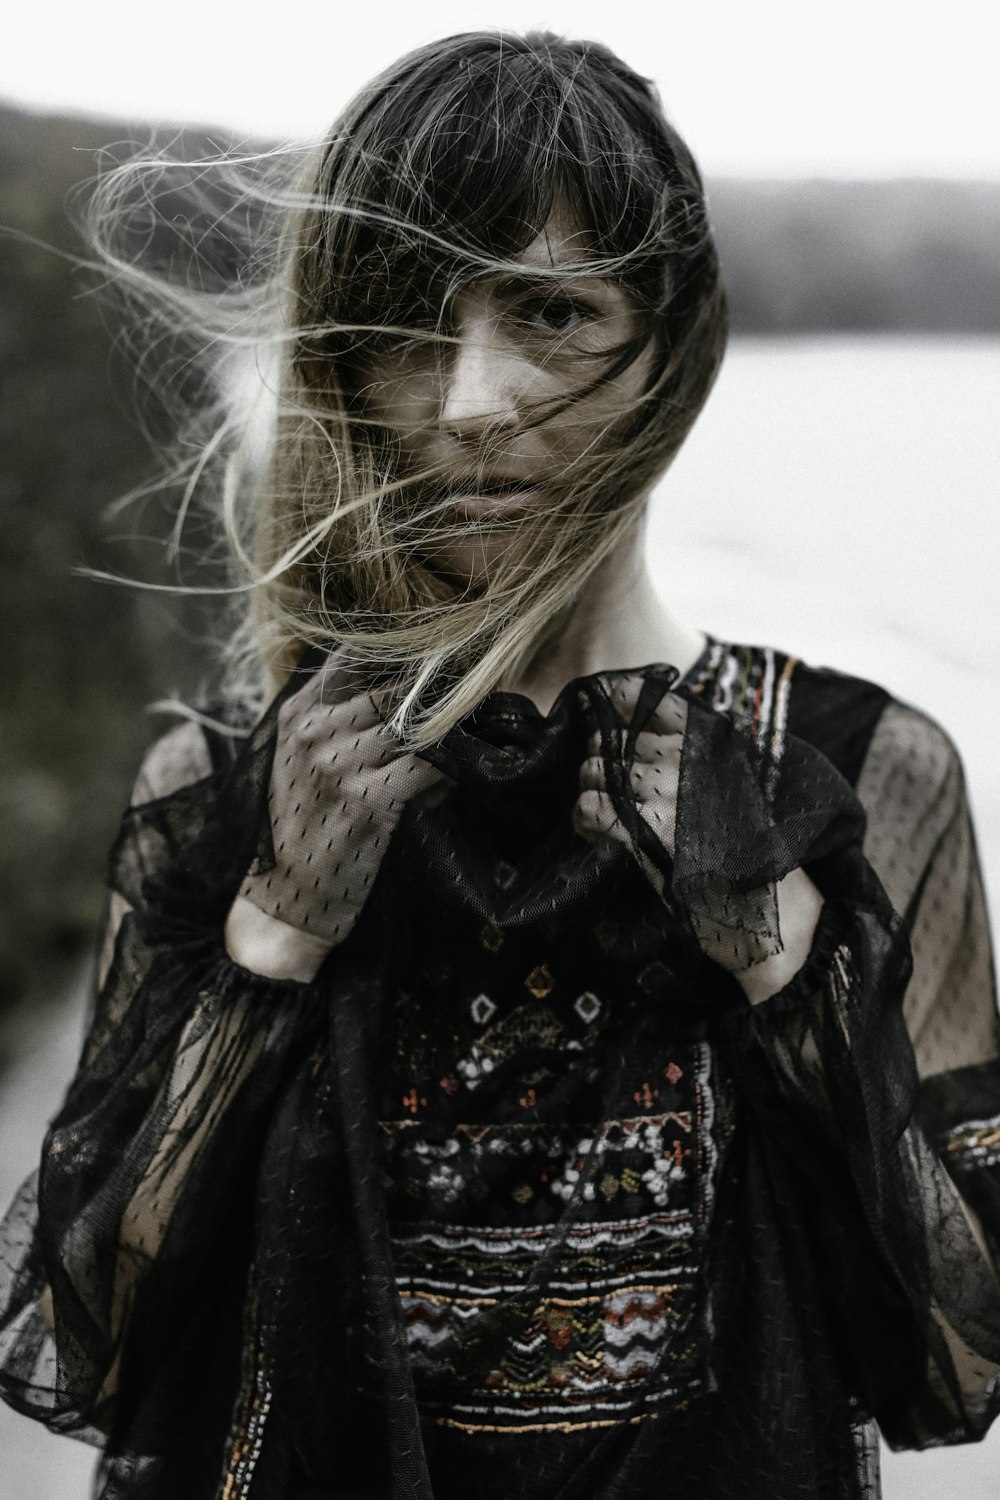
[{"xmin": 0, "ymin": 106, "xmax": 225, "ymax": 1048}]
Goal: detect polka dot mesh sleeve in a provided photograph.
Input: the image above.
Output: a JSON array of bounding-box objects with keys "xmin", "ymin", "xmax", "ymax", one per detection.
[
  {"xmin": 856, "ymin": 700, "xmax": 998, "ymax": 1080},
  {"xmin": 715, "ymin": 691, "xmax": 1000, "ymax": 1453}
]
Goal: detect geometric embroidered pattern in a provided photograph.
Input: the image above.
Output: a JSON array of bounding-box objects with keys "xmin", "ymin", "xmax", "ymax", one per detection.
[
  {"xmin": 470, "ymin": 993, "xmax": 499, "ymax": 1026},
  {"xmin": 573, "ymin": 991, "xmax": 602, "ymax": 1025},
  {"xmin": 689, "ymin": 638, "xmax": 797, "ymax": 798},
  {"xmin": 393, "ymin": 1215, "xmax": 707, "ymax": 1433},
  {"xmin": 942, "ymin": 1113, "xmax": 1000, "ymax": 1171},
  {"xmin": 378, "ymin": 1043, "xmax": 719, "ymax": 1432}
]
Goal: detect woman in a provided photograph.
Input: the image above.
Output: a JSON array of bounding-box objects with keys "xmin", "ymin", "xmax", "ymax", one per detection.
[{"xmin": 1, "ymin": 28, "xmax": 999, "ymax": 1500}]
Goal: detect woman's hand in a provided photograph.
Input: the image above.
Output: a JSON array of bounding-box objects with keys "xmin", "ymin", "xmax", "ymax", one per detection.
[
  {"xmin": 574, "ymin": 690, "xmax": 686, "ymax": 888},
  {"xmin": 225, "ymin": 653, "xmax": 445, "ymax": 982},
  {"xmin": 731, "ymin": 868, "xmax": 824, "ymax": 1005},
  {"xmin": 574, "ymin": 691, "xmax": 823, "ymax": 1003}
]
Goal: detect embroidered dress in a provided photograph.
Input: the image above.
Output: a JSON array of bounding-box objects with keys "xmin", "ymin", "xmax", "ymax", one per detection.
[{"xmin": 1, "ymin": 635, "xmax": 999, "ymax": 1500}]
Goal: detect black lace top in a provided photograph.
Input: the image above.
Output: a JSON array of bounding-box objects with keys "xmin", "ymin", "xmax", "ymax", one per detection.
[{"xmin": 2, "ymin": 634, "xmax": 999, "ymax": 1500}]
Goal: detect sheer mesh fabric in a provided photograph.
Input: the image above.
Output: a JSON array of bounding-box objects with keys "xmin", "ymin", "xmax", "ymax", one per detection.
[
  {"xmin": 237, "ymin": 652, "xmax": 447, "ymax": 948},
  {"xmin": 1, "ymin": 634, "xmax": 998, "ymax": 1500},
  {"xmin": 855, "ymin": 699, "xmax": 999, "ymax": 1079}
]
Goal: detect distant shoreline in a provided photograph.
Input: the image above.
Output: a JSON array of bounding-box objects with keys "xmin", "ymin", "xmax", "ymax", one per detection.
[{"xmin": 2, "ymin": 99, "xmax": 999, "ymax": 334}]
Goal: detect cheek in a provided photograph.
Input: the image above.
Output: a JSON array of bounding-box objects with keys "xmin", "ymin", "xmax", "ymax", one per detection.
[
  {"xmin": 543, "ymin": 385, "xmax": 636, "ymax": 461},
  {"xmin": 360, "ymin": 359, "xmax": 439, "ymax": 439},
  {"xmin": 583, "ymin": 350, "xmax": 658, "ymax": 451}
]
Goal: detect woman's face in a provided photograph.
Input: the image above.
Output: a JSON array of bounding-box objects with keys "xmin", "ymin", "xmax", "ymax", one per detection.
[{"xmin": 357, "ymin": 205, "xmax": 654, "ymax": 588}]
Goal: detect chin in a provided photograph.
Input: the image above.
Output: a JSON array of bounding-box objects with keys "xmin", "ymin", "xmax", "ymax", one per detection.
[{"xmin": 422, "ymin": 538, "xmax": 515, "ymax": 591}]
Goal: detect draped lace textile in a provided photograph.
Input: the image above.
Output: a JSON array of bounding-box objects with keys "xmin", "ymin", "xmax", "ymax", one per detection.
[{"xmin": 1, "ymin": 633, "xmax": 998, "ymax": 1500}]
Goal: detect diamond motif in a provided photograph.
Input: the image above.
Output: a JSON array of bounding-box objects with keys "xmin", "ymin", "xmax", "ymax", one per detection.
[
  {"xmin": 479, "ymin": 922, "xmax": 505, "ymax": 953},
  {"xmin": 665, "ymin": 1060, "xmax": 684, "ymax": 1085},
  {"xmin": 470, "ymin": 993, "xmax": 498, "ymax": 1026},
  {"xmin": 494, "ymin": 860, "xmax": 518, "ymax": 890},
  {"xmin": 573, "ymin": 990, "xmax": 602, "ymax": 1024},
  {"xmin": 524, "ymin": 963, "xmax": 554, "ymax": 999}
]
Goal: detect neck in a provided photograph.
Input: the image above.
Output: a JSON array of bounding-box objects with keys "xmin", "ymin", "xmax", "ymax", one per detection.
[{"xmin": 506, "ymin": 523, "xmax": 705, "ymax": 714}]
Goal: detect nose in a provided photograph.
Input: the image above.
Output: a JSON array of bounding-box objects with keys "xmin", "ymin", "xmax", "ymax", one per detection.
[{"xmin": 439, "ymin": 314, "xmax": 528, "ymax": 437}]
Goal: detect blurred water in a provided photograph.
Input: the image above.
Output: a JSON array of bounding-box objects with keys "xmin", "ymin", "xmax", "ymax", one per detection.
[
  {"xmin": 647, "ymin": 335, "xmax": 1000, "ymax": 914},
  {"xmin": 1, "ymin": 336, "xmax": 998, "ymax": 1498}
]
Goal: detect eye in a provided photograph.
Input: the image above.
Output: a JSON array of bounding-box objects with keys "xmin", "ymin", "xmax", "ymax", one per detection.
[{"xmin": 516, "ymin": 292, "xmax": 596, "ymax": 336}]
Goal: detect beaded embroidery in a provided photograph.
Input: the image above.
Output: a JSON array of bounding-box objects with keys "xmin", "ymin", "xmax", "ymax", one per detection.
[
  {"xmin": 377, "ymin": 1042, "xmax": 719, "ymax": 1433},
  {"xmin": 218, "ymin": 1271, "xmax": 271, "ymax": 1500}
]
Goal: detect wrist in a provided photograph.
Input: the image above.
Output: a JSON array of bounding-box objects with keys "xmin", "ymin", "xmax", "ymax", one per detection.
[
  {"xmin": 735, "ymin": 868, "xmax": 824, "ymax": 1006},
  {"xmin": 224, "ymin": 896, "xmax": 333, "ymax": 982}
]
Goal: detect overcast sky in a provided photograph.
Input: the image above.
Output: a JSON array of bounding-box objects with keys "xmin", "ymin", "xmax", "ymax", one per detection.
[{"xmin": 4, "ymin": 0, "xmax": 1000, "ymax": 178}]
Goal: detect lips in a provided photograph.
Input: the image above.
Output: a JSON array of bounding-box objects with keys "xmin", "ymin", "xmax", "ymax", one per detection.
[
  {"xmin": 449, "ymin": 491, "xmax": 535, "ymax": 521},
  {"xmin": 439, "ymin": 473, "xmax": 537, "ymax": 519}
]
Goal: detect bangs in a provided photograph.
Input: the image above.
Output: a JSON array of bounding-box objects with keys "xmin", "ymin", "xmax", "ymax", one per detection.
[{"xmin": 310, "ymin": 32, "xmax": 677, "ymax": 356}]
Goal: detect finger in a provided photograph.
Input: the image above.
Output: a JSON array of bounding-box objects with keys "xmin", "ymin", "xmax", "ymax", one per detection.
[
  {"xmin": 572, "ymin": 788, "xmax": 624, "ymax": 841},
  {"xmin": 631, "ymin": 729, "xmax": 683, "ymax": 764},
  {"xmin": 635, "ymin": 798, "xmax": 677, "ymax": 855},
  {"xmin": 644, "ymin": 691, "xmax": 688, "ymax": 738},
  {"xmin": 577, "ymin": 753, "xmax": 608, "ymax": 795},
  {"xmin": 630, "ymin": 734, "xmax": 682, "ymax": 802},
  {"xmin": 598, "ymin": 670, "xmax": 648, "ymax": 723}
]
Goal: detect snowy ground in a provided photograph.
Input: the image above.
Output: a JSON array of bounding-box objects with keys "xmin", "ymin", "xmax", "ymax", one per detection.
[{"xmin": 1, "ymin": 337, "xmax": 998, "ymax": 1498}]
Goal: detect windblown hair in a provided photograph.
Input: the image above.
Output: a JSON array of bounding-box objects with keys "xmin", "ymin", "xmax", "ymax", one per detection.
[{"xmin": 82, "ymin": 29, "xmax": 728, "ymax": 747}]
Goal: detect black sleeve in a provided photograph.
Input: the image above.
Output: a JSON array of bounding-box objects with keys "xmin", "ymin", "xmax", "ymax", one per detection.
[
  {"xmin": 718, "ymin": 698, "xmax": 1000, "ymax": 1449},
  {"xmin": 0, "ymin": 715, "xmax": 326, "ymax": 1455}
]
